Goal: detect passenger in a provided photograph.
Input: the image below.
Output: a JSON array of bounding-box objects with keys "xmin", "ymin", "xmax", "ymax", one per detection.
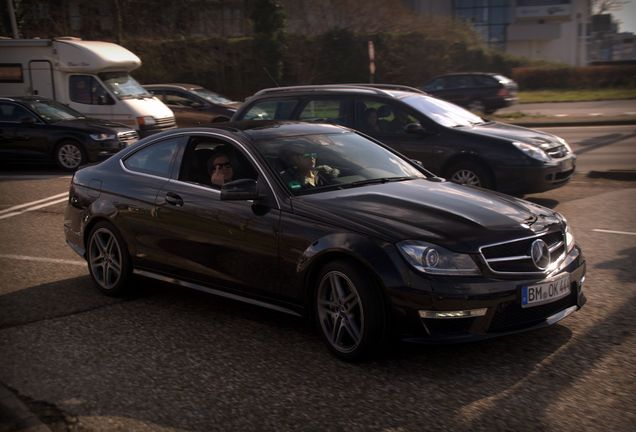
[
  {"xmin": 363, "ymin": 107, "xmax": 381, "ymax": 132},
  {"xmin": 208, "ymin": 152, "xmax": 234, "ymax": 186}
]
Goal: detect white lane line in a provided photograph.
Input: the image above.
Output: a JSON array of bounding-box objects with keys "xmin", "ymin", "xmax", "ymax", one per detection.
[
  {"xmin": 593, "ymin": 229, "xmax": 636, "ymax": 236},
  {"xmin": 0, "ymin": 192, "xmax": 68, "ymax": 215},
  {"xmin": 0, "ymin": 254, "xmax": 86, "ymax": 266},
  {"xmin": 0, "ymin": 196, "xmax": 68, "ymax": 220},
  {"xmin": 0, "ymin": 175, "xmax": 72, "ymax": 180},
  {"xmin": 554, "ymin": 114, "xmax": 569, "ymax": 117}
]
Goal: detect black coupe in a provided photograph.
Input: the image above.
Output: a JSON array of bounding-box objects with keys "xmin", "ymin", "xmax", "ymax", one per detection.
[{"xmin": 64, "ymin": 121, "xmax": 586, "ymax": 360}]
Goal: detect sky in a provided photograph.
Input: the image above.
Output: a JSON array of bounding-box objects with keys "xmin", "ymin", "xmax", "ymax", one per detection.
[{"xmin": 616, "ymin": 0, "xmax": 636, "ymax": 33}]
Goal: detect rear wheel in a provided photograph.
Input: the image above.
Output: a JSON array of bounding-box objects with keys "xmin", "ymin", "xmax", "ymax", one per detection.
[
  {"xmin": 87, "ymin": 221, "xmax": 132, "ymax": 296},
  {"xmin": 446, "ymin": 161, "xmax": 494, "ymax": 189},
  {"xmin": 55, "ymin": 140, "xmax": 85, "ymax": 171},
  {"xmin": 315, "ymin": 261, "xmax": 387, "ymax": 361}
]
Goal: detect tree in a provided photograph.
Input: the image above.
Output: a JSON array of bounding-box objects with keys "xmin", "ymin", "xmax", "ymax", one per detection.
[{"xmin": 592, "ymin": 0, "xmax": 628, "ymax": 14}]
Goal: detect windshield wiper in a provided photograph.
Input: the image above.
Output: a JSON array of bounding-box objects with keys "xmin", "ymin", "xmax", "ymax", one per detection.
[{"xmin": 346, "ymin": 176, "xmax": 417, "ymax": 188}]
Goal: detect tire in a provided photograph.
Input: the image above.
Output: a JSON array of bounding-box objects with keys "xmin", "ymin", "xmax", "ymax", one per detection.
[
  {"xmin": 315, "ymin": 260, "xmax": 387, "ymax": 361},
  {"xmin": 446, "ymin": 160, "xmax": 494, "ymax": 189},
  {"xmin": 87, "ymin": 221, "xmax": 132, "ymax": 296},
  {"xmin": 55, "ymin": 140, "xmax": 86, "ymax": 171},
  {"xmin": 467, "ymin": 100, "xmax": 486, "ymax": 115}
]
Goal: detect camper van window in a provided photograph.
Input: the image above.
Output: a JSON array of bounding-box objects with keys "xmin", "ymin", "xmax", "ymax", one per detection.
[
  {"xmin": 0, "ymin": 64, "xmax": 23, "ymax": 83},
  {"xmin": 99, "ymin": 72, "xmax": 151, "ymax": 100},
  {"xmin": 70, "ymin": 75, "xmax": 114, "ymax": 106}
]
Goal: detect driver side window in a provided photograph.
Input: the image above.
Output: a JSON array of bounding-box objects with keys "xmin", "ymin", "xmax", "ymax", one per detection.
[{"xmin": 69, "ymin": 75, "xmax": 114, "ymax": 105}]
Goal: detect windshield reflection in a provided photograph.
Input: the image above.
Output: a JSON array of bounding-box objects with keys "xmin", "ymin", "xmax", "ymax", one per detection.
[
  {"xmin": 191, "ymin": 88, "xmax": 234, "ymax": 105},
  {"xmin": 99, "ymin": 72, "xmax": 152, "ymax": 99},
  {"xmin": 29, "ymin": 100, "xmax": 85, "ymax": 123},
  {"xmin": 402, "ymin": 94, "xmax": 486, "ymax": 128},
  {"xmin": 255, "ymin": 132, "xmax": 426, "ymax": 195}
]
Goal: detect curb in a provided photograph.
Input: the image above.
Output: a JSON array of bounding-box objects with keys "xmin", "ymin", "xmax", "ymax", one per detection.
[
  {"xmin": 509, "ymin": 118, "xmax": 636, "ymax": 127},
  {"xmin": 0, "ymin": 384, "xmax": 52, "ymax": 432}
]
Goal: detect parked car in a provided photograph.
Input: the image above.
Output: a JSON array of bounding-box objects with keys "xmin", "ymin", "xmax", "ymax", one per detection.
[
  {"xmin": 64, "ymin": 121, "xmax": 586, "ymax": 361},
  {"xmin": 144, "ymin": 83, "xmax": 241, "ymax": 127},
  {"xmin": 232, "ymin": 84, "xmax": 575, "ymax": 195},
  {"xmin": 421, "ymin": 72, "xmax": 518, "ymax": 114},
  {"xmin": 0, "ymin": 96, "xmax": 138, "ymax": 170}
]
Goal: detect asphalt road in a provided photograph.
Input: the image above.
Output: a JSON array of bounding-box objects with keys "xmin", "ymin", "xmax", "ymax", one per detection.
[
  {"xmin": 498, "ymin": 99, "xmax": 636, "ymax": 118},
  {"xmin": 0, "ymin": 124, "xmax": 635, "ymax": 431}
]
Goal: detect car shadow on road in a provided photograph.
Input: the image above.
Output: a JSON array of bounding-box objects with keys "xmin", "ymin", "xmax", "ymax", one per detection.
[{"xmin": 575, "ymin": 131, "xmax": 636, "ymax": 155}]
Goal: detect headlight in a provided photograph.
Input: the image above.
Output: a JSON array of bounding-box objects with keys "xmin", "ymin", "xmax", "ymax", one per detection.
[
  {"xmin": 398, "ymin": 240, "xmax": 481, "ymax": 276},
  {"xmin": 512, "ymin": 141, "xmax": 551, "ymax": 162},
  {"xmin": 136, "ymin": 116, "xmax": 156, "ymax": 127},
  {"xmin": 556, "ymin": 136, "xmax": 573, "ymax": 153},
  {"xmin": 565, "ymin": 224, "xmax": 575, "ymax": 252},
  {"xmin": 89, "ymin": 133, "xmax": 116, "ymax": 141}
]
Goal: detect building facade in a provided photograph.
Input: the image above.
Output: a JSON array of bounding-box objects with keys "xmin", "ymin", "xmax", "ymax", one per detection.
[{"xmin": 407, "ymin": 0, "xmax": 591, "ymax": 66}]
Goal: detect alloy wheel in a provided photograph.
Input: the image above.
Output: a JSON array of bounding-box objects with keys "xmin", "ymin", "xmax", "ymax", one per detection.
[
  {"xmin": 57, "ymin": 143, "xmax": 83, "ymax": 169},
  {"xmin": 88, "ymin": 227, "xmax": 123, "ymax": 291},
  {"xmin": 316, "ymin": 270, "xmax": 364, "ymax": 354},
  {"xmin": 450, "ymin": 169, "xmax": 482, "ymax": 187}
]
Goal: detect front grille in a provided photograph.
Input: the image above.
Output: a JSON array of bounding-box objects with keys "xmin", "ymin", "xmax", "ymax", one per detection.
[
  {"xmin": 155, "ymin": 116, "xmax": 176, "ymax": 129},
  {"xmin": 117, "ymin": 130, "xmax": 139, "ymax": 147},
  {"xmin": 546, "ymin": 144, "xmax": 569, "ymax": 159},
  {"xmin": 480, "ymin": 230, "xmax": 565, "ymax": 275},
  {"xmin": 489, "ymin": 289, "xmax": 577, "ymax": 332}
]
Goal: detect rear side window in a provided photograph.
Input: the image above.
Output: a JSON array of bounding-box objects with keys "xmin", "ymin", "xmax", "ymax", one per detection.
[
  {"xmin": 298, "ymin": 99, "xmax": 351, "ymax": 126},
  {"xmin": 0, "ymin": 103, "xmax": 36, "ymax": 123},
  {"xmin": 123, "ymin": 138, "xmax": 180, "ymax": 178},
  {"xmin": 473, "ymin": 75, "xmax": 498, "ymax": 86},
  {"xmin": 241, "ymin": 99, "xmax": 298, "ymax": 120}
]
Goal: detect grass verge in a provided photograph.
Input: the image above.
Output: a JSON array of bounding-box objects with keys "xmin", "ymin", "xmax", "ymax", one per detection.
[{"xmin": 519, "ymin": 88, "xmax": 636, "ymax": 103}]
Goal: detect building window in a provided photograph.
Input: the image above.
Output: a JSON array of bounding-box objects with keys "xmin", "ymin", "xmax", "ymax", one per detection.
[
  {"xmin": 453, "ymin": 0, "xmax": 512, "ymax": 50},
  {"xmin": 0, "ymin": 64, "xmax": 23, "ymax": 83}
]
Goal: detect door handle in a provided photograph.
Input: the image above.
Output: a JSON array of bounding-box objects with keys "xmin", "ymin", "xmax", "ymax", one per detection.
[{"xmin": 165, "ymin": 192, "xmax": 184, "ymax": 207}]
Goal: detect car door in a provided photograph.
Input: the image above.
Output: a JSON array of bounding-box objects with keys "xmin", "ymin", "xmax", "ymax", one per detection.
[
  {"xmin": 151, "ymin": 133, "xmax": 282, "ymax": 300},
  {"xmin": 163, "ymin": 90, "xmax": 212, "ymax": 127},
  {"xmin": 352, "ymin": 98, "xmax": 448, "ymax": 175},
  {"xmin": 0, "ymin": 102, "xmax": 50, "ymax": 161}
]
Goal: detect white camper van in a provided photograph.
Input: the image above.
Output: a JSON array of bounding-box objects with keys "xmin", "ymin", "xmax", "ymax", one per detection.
[{"xmin": 0, "ymin": 37, "xmax": 176, "ymax": 137}]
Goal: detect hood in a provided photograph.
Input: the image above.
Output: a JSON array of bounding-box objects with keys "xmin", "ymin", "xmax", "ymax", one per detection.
[
  {"xmin": 54, "ymin": 118, "xmax": 134, "ymax": 133},
  {"xmin": 461, "ymin": 121, "xmax": 561, "ymax": 148},
  {"xmin": 223, "ymin": 101, "xmax": 242, "ymax": 110},
  {"xmin": 293, "ymin": 179, "xmax": 560, "ymax": 252},
  {"xmin": 122, "ymin": 97, "xmax": 174, "ymax": 119}
]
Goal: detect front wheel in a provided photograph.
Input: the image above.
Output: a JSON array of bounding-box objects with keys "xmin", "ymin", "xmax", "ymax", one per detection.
[
  {"xmin": 87, "ymin": 221, "xmax": 132, "ymax": 296},
  {"xmin": 55, "ymin": 140, "xmax": 85, "ymax": 171},
  {"xmin": 315, "ymin": 261, "xmax": 387, "ymax": 361},
  {"xmin": 446, "ymin": 161, "xmax": 494, "ymax": 189}
]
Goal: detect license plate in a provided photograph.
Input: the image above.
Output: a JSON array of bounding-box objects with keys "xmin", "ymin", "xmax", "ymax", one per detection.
[
  {"xmin": 521, "ymin": 273, "xmax": 570, "ymax": 308},
  {"xmin": 561, "ymin": 158, "xmax": 574, "ymax": 170}
]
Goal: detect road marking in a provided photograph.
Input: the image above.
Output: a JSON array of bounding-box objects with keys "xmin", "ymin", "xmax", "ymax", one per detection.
[
  {"xmin": 0, "ymin": 192, "xmax": 68, "ymax": 215},
  {"xmin": 593, "ymin": 229, "xmax": 636, "ymax": 236},
  {"xmin": 588, "ymin": 113, "xmax": 603, "ymax": 116},
  {"xmin": 554, "ymin": 114, "xmax": 569, "ymax": 117},
  {"xmin": 0, "ymin": 195, "xmax": 68, "ymax": 220},
  {"xmin": 0, "ymin": 175, "xmax": 72, "ymax": 180},
  {"xmin": 0, "ymin": 254, "xmax": 86, "ymax": 266}
]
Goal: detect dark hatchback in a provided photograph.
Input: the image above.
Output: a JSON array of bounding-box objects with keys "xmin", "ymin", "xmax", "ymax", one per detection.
[
  {"xmin": 0, "ymin": 96, "xmax": 138, "ymax": 170},
  {"xmin": 64, "ymin": 121, "xmax": 586, "ymax": 361},
  {"xmin": 144, "ymin": 83, "xmax": 241, "ymax": 127},
  {"xmin": 232, "ymin": 84, "xmax": 575, "ymax": 195},
  {"xmin": 421, "ymin": 72, "xmax": 518, "ymax": 114}
]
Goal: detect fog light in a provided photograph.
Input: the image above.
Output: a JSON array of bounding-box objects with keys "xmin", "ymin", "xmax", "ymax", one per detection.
[{"xmin": 419, "ymin": 308, "xmax": 488, "ymax": 319}]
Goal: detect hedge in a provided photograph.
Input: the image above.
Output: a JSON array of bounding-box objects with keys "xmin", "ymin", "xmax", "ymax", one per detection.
[{"xmin": 511, "ymin": 65, "xmax": 636, "ymax": 90}]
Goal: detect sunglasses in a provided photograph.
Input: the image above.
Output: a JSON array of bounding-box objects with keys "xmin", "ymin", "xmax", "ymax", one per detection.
[
  {"xmin": 301, "ymin": 152, "xmax": 317, "ymax": 159},
  {"xmin": 212, "ymin": 162, "xmax": 232, "ymax": 170}
]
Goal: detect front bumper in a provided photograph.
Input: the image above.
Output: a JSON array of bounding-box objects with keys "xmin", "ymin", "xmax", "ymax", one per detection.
[
  {"xmin": 495, "ymin": 155, "xmax": 576, "ymax": 195},
  {"xmin": 388, "ymin": 246, "xmax": 586, "ymax": 343}
]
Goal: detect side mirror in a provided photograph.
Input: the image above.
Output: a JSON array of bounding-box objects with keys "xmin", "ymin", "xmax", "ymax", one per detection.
[
  {"xmin": 221, "ymin": 178, "xmax": 259, "ymax": 201},
  {"xmin": 405, "ymin": 122, "xmax": 434, "ymax": 136}
]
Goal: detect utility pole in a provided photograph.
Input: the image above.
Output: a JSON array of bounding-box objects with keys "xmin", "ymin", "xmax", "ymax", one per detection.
[{"xmin": 6, "ymin": 0, "xmax": 20, "ymax": 38}]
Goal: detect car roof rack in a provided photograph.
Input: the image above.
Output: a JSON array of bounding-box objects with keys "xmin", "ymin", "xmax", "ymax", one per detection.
[{"xmin": 253, "ymin": 83, "xmax": 428, "ymax": 97}]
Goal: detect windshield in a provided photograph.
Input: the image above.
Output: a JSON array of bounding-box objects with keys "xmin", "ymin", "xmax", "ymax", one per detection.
[
  {"xmin": 402, "ymin": 94, "xmax": 485, "ymax": 128},
  {"xmin": 99, "ymin": 72, "xmax": 152, "ymax": 99},
  {"xmin": 254, "ymin": 132, "xmax": 426, "ymax": 195},
  {"xmin": 190, "ymin": 88, "xmax": 234, "ymax": 105},
  {"xmin": 28, "ymin": 100, "xmax": 85, "ymax": 123}
]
